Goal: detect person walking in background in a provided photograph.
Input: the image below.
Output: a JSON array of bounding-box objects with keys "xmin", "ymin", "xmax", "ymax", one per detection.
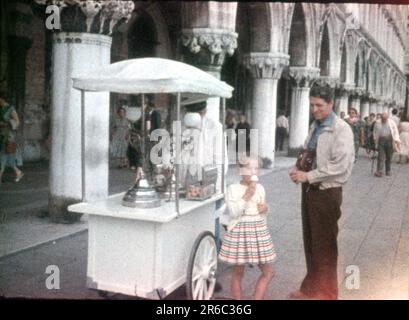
[
  {"xmin": 366, "ymin": 113, "xmax": 377, "ymax": 158},
  {"xmin": 235, "ymin": 114, "xmax": 251, "ymax": 157},
  {"xmin": 373, "ymin": 112, "xmax": 400, "ymax": 177},
  {"xmin": 397, "ymin": 115, "xmax": 409, "ymax": 164},
  {"xmin": 146, "ymin": 101, "xmax": 161, "ymax": 133},
  {"xmin": 289, "ymin": 85, "xmax": 354, "ymax": 300},
  {"xmin": 219, "ymin": 157, "xmax": 276, "ymax": 300},
  {"xmin": 110, "ymin": 106, "xmax": 130, "ymax": 168},
  {"xmin": 345, "ymin": 107, "xmax": 364, "ymax": 161},
  {"xmin": 0, "ymin": 94, "xmax": 24, "ymax": 184},
  {"xmin": 276, "ymin": 112, "xmax": 289, "ymax": 152},
  {"xmin": 391, "ymin": 108, "xmax": 400, "ymax": 128}
]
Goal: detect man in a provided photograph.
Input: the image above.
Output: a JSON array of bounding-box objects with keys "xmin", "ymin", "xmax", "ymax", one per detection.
[
  {"xmin": 146, "ymin": 101, "xmax": 161, "ymax": 133},
  {"xmin": 345, "ymin": 107, "xmax": 365, "ymax": 162},
  {"xmin": 289, "ymin": 85, "xmax": 355, "ymax": 300},
  {"xmin": 373, "ymin": 112, "xmax": 400, "ymax": 177},
  {"xmin": 365, "ymin": 113, "xmax": 377, "ymax": 157},
  {"xmin": 275, "ymin": 112, "xmax": 289, "ymax": 151},
  {"xmin": 235, "ymin": 114, "xmax": 251, "ymax": 157},
  {"xmin": 390, "ymin": 108, "xmax": 400, "ymax": 128}
]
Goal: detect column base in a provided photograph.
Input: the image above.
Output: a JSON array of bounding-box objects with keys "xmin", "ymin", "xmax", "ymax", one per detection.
[
  {"xmin": 48, "ymin": 194, "xmax": 83, "ymax": 224},
  {"xmin": 288, "ymin": 147, "xmax": 302, "ymax": 158}
]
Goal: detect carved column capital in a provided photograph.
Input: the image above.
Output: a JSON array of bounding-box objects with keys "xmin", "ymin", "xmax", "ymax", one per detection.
[
  {"xmin": 288, "ymin": 66, "xmax": 320, "ymax": 87},
  {"xmin": 350, "ymin": 87, "xmax": 365, "ymax": 99},
  {"xmin": 244, "ymin": 52, "xmax": 290, "ymax": 79},
  {"xmin": 35, "ymin": 0, "xmax": 134, "ymax": 35},
  {"xmin": 335, "ymin": 83, "xmax": 355, "ymax": 97},
  {"xmin": 181, "ymin": 28, "xmax": 238, "ymax": 67},
  {"xmin": 315, "ymin": 76, "xmax": 340, "ymax": 89}
]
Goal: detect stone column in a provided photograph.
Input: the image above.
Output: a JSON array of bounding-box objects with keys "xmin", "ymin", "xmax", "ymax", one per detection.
[
  {"xmin": 288, "ymin": 67, "xmax": 320, "ymax": 157},
  {"xmin": 350, "ymin": 88, "xmax": 364, "ymax": 114},
  {"xmin": 335, "ymin": 90, "xmax": 349, "ymax": 116},
  {"xmin": 181, "ymin": 28, "xmax": 238, "ymax": 123},
  {"xmin": 383, "ymin": 103, "xmax": 389, "ymax": 114},
  {"xmin": 244, "ymin": 53, "xmax": 289, "ymax": 164},
  {"xmin": 369, "ymin": 99, "xmax": 378, "ymax": 114},
  {"xmin": 360, "ymin": 98, "xmax": 370, "ymax": 119},
  {"xmin": 41, "ymin": 0, "xmax": 134, "ymax": 223},
  {"xmin": 377, "ymin": 102, "xmax": 384, "ymax": 114},
  {"xmin": 49, "ymin": 33, "xmax": 112, "ymax": 222}
]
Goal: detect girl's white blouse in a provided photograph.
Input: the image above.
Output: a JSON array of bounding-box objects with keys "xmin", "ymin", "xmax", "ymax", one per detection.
[{"xmin": 225, "ymin": 183, "xmax": 266, "ymax": 231}]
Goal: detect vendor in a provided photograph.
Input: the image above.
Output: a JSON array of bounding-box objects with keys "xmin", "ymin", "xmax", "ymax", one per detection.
[{"xmin": 181, "ymin": 101, "xmax": 227, "ymax": 194}]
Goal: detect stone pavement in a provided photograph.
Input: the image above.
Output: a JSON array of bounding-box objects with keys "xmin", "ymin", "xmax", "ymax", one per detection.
[
  {"xmin": 0, "ymin": 151, "xmax": 408, "ymax": 299},
  {"xmin": 217, "ymin": 151, "xmax": 409, "ymax": 300},
  {"xmin": 0, "ymin": 161, "xmax": 135, "ymax": 258}
]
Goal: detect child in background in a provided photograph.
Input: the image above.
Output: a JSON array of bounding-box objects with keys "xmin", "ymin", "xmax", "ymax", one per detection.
[{"xmin": 219, "ymin": 157, "xmax": 276, "ymax": 300}]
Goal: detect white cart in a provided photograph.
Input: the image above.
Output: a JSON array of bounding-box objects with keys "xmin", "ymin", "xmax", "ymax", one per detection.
[{"xmin": 67, "ymin": 58, "xmax": 233, "ymax": 300}]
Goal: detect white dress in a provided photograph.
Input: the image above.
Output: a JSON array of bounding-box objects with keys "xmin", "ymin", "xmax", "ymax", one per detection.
[
  {"xmin": 218, "ymin": 183, "xmax": 276, "ymax": 265},
  {"xmin": 111, "ymin": 117, "xmax": 130, "ymax": 158}
]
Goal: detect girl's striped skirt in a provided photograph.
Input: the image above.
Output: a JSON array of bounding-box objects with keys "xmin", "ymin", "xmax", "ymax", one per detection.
[{"xmin": 219, "ymin": 215, "xmax": 276, "ymax": 265}]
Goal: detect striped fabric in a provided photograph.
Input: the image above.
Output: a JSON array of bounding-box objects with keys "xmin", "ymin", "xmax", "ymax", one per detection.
[{"xmin": 219, "ymin": 215, "xmax": 276, "ymax": 265}]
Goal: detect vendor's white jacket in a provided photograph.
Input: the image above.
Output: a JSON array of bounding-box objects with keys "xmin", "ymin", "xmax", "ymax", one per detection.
[
  {"xmin": 305, "ymin": 115, "xmax": 355, "ymax": 190},
  {"xmin": 181, "ymin": 115, "xmax": 228, "ymax": 192}
]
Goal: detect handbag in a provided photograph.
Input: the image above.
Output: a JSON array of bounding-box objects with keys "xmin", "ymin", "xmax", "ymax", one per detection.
[{"xmin": 5, "ymin": 141, "xmax": 17, "ymax": 154}]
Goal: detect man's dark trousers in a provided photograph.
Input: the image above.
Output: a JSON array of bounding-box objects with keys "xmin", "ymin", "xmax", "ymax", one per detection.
[
  {"xmin": 377, "ymin": 136, "xmax": 393, "ymax": 173},
  {"xmin": 276, "ymin": 127, "xmax": 287, "ymax": 151},
  {"xmin": 300, "ymin": 183, "xmax": 343, "ymax": 300}
]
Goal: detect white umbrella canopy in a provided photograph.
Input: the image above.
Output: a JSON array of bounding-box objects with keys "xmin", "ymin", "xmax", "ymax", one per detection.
[{"xmin": 72, "ymin": 58, "xmax": 233, "ymax": 100}]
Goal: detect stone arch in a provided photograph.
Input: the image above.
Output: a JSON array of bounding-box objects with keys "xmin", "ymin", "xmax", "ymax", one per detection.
[
  {"xmin": 354, "ymin": 53, "xmax": 360, "ymax": 87},
  {"xmin": 353, "ymin": 42, "xmax": 366, "ymax": 88},
  {"xmin": 319, "ymin": 22, "xmax": 330, "ymax": 76},
  {"xmin": 340, "ymin": 41, "xmax": 347, "ymax": 83},
  {"xmin": 127, "ymin": 12, "xmax": 157, "ymax": 58},
  {"xmin": 374, "ymin": 60, "xmax": 383, "ymax": 96},
  {"xmin": 319, "ymin": 8, "xmax": 342, "ymax": 78},
  {"xmin": 241, "ymin": 2, "xmax": 272, "ymax": 52},
  {"xmin": 288, "ymin": 3, "xmax": 309, "ymax": 66},
  {"xmin": 384, "ymin": 67, "xmax": 392, "ymax": 99},
  {"xmin": 391, "ymin": 73, "xmax": 398, "ymax": 102},
  {"xmin": 367, "ymin": 51, "xmax": 378, "ymax": 94},
  {"xmin": 118, "ymin": 3, "xmax": 172, "ymax": 59}
]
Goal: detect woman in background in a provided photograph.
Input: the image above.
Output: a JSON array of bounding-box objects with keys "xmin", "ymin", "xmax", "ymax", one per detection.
[
  {"xmin": 397, "ymin": 115, "xmax": 409, "ymax": 164},
  {"xmin": 0, "ymin": 94, "xmax": 24, "ymax": 184},
  {"xmin": 111, "ymin": 106, "xmax": 130, "ymax": 168}
]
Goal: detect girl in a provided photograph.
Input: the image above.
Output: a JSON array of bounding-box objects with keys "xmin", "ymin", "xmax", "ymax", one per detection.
[{"xmin": 219, "ymin": 157, "xmax": 276, "ymax": 300}]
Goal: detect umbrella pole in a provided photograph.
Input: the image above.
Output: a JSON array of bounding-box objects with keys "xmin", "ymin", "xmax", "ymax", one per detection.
[
  {"xmin": 175, "ymin": 93, "xmax": 181, "ymax": 216},
  {"xmin": 81, "ymin": 89, "xmax": 86, "ymax": 202},
  {"xmin": 141, "ymin": 94, "xmax": 146, "ymax": 171}
]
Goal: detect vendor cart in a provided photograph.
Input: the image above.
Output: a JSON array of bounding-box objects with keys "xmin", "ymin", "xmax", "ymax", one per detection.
[{"xmin": 68, "ymin": 58, "xmax": 233, "ymax": 300}]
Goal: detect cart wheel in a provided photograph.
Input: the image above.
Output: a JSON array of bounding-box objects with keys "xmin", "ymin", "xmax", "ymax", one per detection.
[{"xmin": 186, "ymin": 231, "xmax": 218, "ymax": 300}]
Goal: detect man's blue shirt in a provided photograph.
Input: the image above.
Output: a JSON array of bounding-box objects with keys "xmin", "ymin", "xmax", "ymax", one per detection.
[{"xmin": 307, "ymin": 112, "xmax": 336, "ymax": 150}]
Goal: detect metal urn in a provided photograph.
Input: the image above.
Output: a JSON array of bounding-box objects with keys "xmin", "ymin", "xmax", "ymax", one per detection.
[{"xmin": 122, "ymin": 169, "xmax": 161, "ymax": 208}]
